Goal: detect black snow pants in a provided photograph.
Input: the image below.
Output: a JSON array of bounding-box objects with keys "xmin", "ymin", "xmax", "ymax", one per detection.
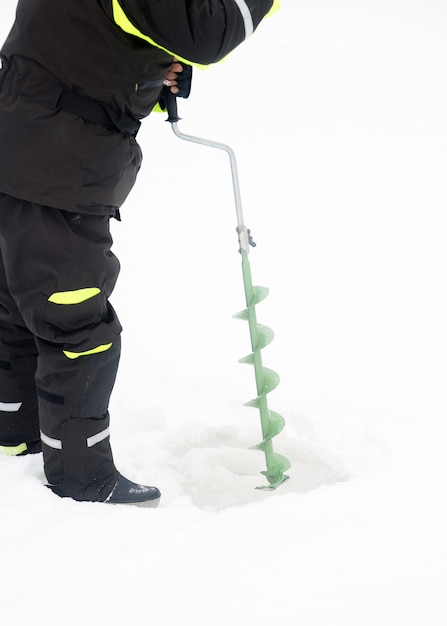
[{"xmin": 0, "ymin": 192, "xmax": 122, "ymax": 501}]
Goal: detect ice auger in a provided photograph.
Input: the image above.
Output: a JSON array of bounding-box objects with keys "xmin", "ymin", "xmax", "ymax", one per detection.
[{"xmin": 165, "ymin": 92, "xmax": 290, "ymax": 489}]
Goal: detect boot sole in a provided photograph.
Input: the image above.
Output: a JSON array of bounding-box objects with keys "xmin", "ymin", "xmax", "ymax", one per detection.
[{"xmin": 106, "ymin": 496, "xmax": 161, "ymax": 508}]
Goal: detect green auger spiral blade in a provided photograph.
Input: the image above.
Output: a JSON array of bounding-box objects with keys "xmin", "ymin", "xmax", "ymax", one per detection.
[
  {"xmin": 164, "ymin": 90, "xmax": 290, "ymax": 490},
  {"xmin": 235, "ymin": 249, "xmax": 290, "ymax": 489}
]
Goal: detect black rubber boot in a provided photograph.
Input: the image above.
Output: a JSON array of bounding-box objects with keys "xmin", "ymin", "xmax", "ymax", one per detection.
[
  {"xmin": 43, "ymin": 413, "xmax": 119, "ymax": 502},
  {"xmin": 43, "ymin": 413, "xmax": 161, "ymax": 506},
  {"xmin": 106, "ymin": 474, "xmax": 161, "ymax": 507}
]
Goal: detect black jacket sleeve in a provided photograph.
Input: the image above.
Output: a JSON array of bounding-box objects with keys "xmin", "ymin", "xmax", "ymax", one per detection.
[{"xmin": 118, "ymin": 0, "xmax": 274, "ymax": 65}]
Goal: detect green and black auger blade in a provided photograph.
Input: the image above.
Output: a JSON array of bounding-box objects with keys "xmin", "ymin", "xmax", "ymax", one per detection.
[{"xmin": 165, "ymin": 91, "xmax": 290, "ymax": 489}]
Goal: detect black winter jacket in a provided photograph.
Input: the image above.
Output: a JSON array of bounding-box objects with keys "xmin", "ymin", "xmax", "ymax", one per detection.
[{"xmin": 0, "ymin": 0, "xmax": 274, "ymax": 215}]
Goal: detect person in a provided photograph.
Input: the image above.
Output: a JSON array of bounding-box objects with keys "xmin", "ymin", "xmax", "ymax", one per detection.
[{"xmin": 0, "ymin": 0, "xmax": 277, "ymax": 505}]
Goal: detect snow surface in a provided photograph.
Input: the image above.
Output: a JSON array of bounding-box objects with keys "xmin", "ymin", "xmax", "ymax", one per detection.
[{"xmin": 1, "ymin": 1, "xmax": 447, "ymax": 624}]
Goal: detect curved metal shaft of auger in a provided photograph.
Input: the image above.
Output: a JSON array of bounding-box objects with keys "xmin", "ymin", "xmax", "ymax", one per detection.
[
  {"xmin": 170, "ymin": 121, "xmax": 249, "ymax": 248},
  {"xmin": 166, "ymin": 94, "xmax": 290, "ymax": 489}
]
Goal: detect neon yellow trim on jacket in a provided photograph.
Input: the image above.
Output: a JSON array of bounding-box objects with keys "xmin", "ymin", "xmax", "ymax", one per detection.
[
  {"xmin": 63, "ymin": 343, "xmax": 113, "ymax": 360},
  {"xmin": 48, "ymin": 288, "xmax": 101, "ymax": 305},
  {"xmin": 112, "ymin": 0, "xmax": 280, "ymax": 70},
  {"xmin": 112, "ymin": 0, "xmax": 207, "ymax": 69},
  {"xmin": 268, "ymin": 0, "xmax": 281, "ymax": 17}
]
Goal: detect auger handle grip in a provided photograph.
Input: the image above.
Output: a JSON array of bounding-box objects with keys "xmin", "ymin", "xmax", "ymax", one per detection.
[{"xmin": 163, "ymin": 87, "xmax": 181, "ymax": 123}]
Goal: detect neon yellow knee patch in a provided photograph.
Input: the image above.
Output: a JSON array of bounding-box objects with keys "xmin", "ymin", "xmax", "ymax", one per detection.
[
  {"xmin": 48, "ymin": 288, "xmax": 101, "ymax": 305},
  {"xmin": 63, "ymin": 343, "xmax": 113, "ymax": 360}
]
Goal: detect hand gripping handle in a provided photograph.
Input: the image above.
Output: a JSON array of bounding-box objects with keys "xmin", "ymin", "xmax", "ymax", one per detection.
[{"xmin": 163, "ymin": 87, "xmax": 181, "ymax": 123}]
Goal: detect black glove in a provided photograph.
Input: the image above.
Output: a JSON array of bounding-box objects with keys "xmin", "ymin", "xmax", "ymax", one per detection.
[
  {"xmin": 158, "ymin": 63, "xmax": 192, "ymax": 111},
  {"xmin": 175, "ymin": 63, "xmax": 193, "ymax": 99}
]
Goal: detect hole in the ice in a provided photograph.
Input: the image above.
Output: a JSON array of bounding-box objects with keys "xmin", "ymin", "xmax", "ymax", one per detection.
[{"xmin": 161, "ymin": 422, "xmax": 351, "ymax": 512}]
